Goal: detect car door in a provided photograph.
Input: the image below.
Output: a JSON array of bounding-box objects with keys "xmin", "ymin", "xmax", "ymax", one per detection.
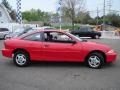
[
  {"xmin": 21, "ymin": 32, "xmax": 44, "ymax": 60},
  {"xmin": 87, "ymin": 27, "xmax": 94, "ymax": 37},
  {"xmin": 42, "ymin": 31, "xmax": 82, "ymax": 61},
  {"xmin": 79, "ymin": 28, "xmax": 87, "ymax": 37}
]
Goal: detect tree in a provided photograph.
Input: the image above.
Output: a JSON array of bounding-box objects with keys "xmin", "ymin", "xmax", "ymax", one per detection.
[
  {"xmin": 22, "ymin": 9, "xmax": 51, "ymax": 23},
  {"xmin": 61, "ymin": 0, "xmax": 85, "ymax": 30},
  {"xmin": 106, "ymin": 13, "xmax": 120, "ymax": 27}
]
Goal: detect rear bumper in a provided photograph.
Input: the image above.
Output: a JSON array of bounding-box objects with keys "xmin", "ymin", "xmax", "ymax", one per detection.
[
  {"xmin": 2, "ymin": 49, "xmax": 13, "ymax": 58},
  {"xmin": 106, "ymin": 52, "xmax": 117, "ymax": 63}
]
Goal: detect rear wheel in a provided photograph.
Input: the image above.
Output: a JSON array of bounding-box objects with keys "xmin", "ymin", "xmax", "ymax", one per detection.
[
  {"xmin": 86, "ymin": 52, "xmax": 105, "ymax": 69},
  {"xmin": 13, "ymin": 51, "xmax": 30, "ymax": 67}
]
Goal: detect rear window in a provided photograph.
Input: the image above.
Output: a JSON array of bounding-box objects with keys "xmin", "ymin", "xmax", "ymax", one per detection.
[{"xmin": 0, "ymin": 28, "xmax": 9, "ymax": 32}]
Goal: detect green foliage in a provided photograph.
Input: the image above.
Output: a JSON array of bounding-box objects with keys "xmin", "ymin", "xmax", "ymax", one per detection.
[
  {"xmin": 74, "ymin": 12, "xmax": 120, "ymax": 27},
  {"xmin": 22, "ymin": 8, "xmax": 120, "ymax": 28},
  {"xmin": 22, "ymin": 9, "xmax": 50, "ymax": 22},
  {"xmin": 105, "ymin": 14, "xmax": 120, "ymax": 27}
]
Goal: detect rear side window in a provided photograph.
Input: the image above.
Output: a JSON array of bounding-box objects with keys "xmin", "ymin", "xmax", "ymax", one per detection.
[
  {"xmin": 80, "ymin": 28, "xmax": 88, "ymax": 31},
  {"xmin": 23, "ymin": 33, "xmax": 42, "ymax": 41},
  {"xmin": 0, "ymin": 28, "xmax": 9, "ymax": 32}
]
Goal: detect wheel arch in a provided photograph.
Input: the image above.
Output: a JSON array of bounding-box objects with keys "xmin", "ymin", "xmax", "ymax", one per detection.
[
  {"xmin": 85, "ymin": 50, "xmax": 106, "ymax": 63},
  {"xmin": 13, "ymin": 48, "xmax": 30, "ymax": 59}
]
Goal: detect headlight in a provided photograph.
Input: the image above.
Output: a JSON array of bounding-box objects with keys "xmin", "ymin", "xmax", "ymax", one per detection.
[{"xmin": 107, "ymin": 50, "xmax": 115, "ymax": 54}]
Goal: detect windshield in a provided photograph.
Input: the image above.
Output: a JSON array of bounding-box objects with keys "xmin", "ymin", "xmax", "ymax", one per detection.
[
  {"xmin": 14, "ymin": 28, "xmax": 24, "ymax": 33},
  {"xmin": 12, "ymin": 28, "xmax": 25, "ymax": 38}
]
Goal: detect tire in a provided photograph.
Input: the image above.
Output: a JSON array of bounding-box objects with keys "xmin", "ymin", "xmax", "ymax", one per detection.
[
  {"xmin": 13, "ymin": 51, "xmax": 30, "ymax": 67},
  {"xmin": 95, "ymin": 35, "xmax": 100, "ymax": 39},
  {"xmin": 91, "ymin": 36, "xmax": 95, "ymax": 39},
  {"xmin": 86, "ymin": 52, "xmax": 105, "ymax": 69},
  {"xmin": 3, "ymin": 35, "xmax": 6, "ymax": 40},
  {"xmin": 91, "ymin": 35, "xmax": 99, "ymax": 39},
  {"xmin": 4, "ymin": 35, "xmax": 8, "ymax": 40}
]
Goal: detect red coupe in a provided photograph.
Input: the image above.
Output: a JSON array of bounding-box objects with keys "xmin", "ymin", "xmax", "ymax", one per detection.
[{"xmin": 2, "ymin": 30, "xmax": 117, "ymax": 69}]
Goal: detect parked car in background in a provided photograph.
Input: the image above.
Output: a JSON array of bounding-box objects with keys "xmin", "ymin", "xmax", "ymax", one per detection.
[
  {"xmin": 5, "ymin": 27, "xmax": 56, "ymax": 39},
  {"xmin": 5, "ymin": 28, "xmax": 31, "ymax": 39},
  {"xmin": 5, "ymin": 27, "xmax": 42, "ymax": 39},
  {"xmin": 0, "ymin": 28, "xmax": 11, "ymax": 39},
  {"xmin": 2, "ymin": 30, "xmax": 117, "ymax": 69},
  {"xmin": 71, "ymin": 27, "xmax": 101, "ymax": 39}
]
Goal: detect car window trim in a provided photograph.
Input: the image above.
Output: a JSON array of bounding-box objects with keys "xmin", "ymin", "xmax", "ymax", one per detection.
[
  {"xmin": 42, "ymin": 31, "xmax": 75, "ymax": 44},
  {"xmin": 22, "ymin": 32, "xmax": 43, "ymax": 42}
]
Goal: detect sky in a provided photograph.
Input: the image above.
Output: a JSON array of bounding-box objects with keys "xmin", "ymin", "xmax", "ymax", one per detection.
[{"xmin": 0, "ymin": 0, "xmax": 120, "ymax": 17}]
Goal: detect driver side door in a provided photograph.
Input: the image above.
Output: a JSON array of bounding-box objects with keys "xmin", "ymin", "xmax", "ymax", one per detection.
[{"xmin": 42, "ymin": 31, "xmax": 82, "ymax": 61}]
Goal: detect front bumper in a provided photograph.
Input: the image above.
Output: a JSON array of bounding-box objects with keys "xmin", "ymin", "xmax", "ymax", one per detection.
[
  {"xmin": 106, "ymin": 52, "xmax": 117, "ymax": 63},
  {"xmin": 2, "ymin": 49, "xmax": 13, "ymax": 58}
]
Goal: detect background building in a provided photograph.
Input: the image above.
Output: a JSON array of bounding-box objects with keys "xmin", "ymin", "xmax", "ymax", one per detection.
[{"xmin": 0, "ymin": 4, "xmax": 12, "ymax": 23}]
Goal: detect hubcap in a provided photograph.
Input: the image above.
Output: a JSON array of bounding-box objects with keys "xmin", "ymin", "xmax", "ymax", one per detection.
[
  {"xmin": 15, "ymin": 54, "xmax": 26, "ymax": 65},
  {"xmin": 88, "ymin": 56, "xmax": 101, "ymax": 68},
  {"xmin": 95, "ymin": 35, "xmax": 99, "ymax": 39}
]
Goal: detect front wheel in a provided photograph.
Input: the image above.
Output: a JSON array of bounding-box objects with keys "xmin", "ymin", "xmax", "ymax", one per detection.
[
  {"xmin": 86, "ymin": 52, "xmax": 105, "ymax": 69},
  {"xmin": 13, "ymin": 51, "xmax": 30, "ymax": 67},
  {"xmin": 91, "ymin": 35, "xmax": 100, "ymax": 39},
  {"xmin": 95, "ymin": 35, "xmax": 100, "ymax": 39}
]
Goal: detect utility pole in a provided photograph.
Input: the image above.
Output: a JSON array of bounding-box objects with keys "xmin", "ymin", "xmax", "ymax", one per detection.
[
  {"xmin": 107, "ymin": 0, "xmax": 112, "ymax": 13},
  {"xmin": 96, "ymin": 7, "xmax": 99, "ymax": 25},
  {"xmin": 58, "ymin": 0, "xmax": 62, "ymax": 30},
  {"xmin": 60, "ymin": 6, "xmax": 62, "ymax": 30},
  {"xmin": 103, "ymin": 0, "xmax": 106, "ymax": 30}
]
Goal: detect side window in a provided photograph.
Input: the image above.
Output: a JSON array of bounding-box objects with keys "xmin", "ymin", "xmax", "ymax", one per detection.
[
  {"xmin": 0, "ymin": 28, "xmax": 9, "ymax": 32},
  {"xmin": 80, "ymin": 28, "xmax": 86, "ymax": 32},
  {"xmin": 83, "ymin": 28, "xmax": 88, "ymax": 32},
  {"xmin": 23, "ymin": 33, "xmax": 41, "ymax": 41},
  {"xmin": 44, "ymin": 32, "xmax": 72, "ymax": 43}
]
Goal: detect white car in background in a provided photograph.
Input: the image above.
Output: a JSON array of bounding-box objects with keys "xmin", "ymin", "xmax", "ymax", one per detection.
[
  {"xmin": 0, "ymin": 28, "xmax": 11, "ymax": 39},
  {"xmin": 5, "ymin": 26, "xmax": 56, "ymax": 39},
  {"xmin": 5, "ymin": 27, "xmax": 43, "ymax": 39},
  {"xmin": 5, "ymin": 28, "xmax": 34, "ymax": 39}
]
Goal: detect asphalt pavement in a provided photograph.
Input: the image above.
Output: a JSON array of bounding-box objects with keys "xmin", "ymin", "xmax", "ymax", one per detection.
[{"xmin": 0, "ymin": 39, "xmax": 120, "ymax": 90}]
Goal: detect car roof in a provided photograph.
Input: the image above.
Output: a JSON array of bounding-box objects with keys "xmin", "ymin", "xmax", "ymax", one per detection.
[{"xmin": 18, "ymin": 30, "xmax": 65, "ymax": 38}]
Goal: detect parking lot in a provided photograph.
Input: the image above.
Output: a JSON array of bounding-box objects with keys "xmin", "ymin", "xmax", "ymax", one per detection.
[{"xmin": 0, "ymin": 39, "xmax": 120, "ymax": 90}]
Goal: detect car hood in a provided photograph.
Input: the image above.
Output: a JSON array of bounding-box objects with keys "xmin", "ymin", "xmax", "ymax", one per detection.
[{"xmin": 82, "ymin": 41, "xmax": 112, "ymax": 53}]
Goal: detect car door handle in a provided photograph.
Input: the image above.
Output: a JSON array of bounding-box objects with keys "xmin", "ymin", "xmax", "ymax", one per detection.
[{"xmin": 44, "ymin": 45, "xmax": 49, "ymax": 47}]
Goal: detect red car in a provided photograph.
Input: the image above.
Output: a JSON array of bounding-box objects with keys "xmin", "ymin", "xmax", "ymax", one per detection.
[{"xmin": 2, "ymin": 30, "xmax": 117, "ymax": 69}]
